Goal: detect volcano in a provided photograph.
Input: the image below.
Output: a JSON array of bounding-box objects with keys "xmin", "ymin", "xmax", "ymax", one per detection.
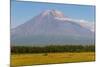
[{"xmin": 11, "ymin": 9, "xmax": 95, "ymax": 46}]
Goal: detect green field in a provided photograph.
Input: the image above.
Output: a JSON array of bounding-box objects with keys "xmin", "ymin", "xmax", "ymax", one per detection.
[{"xmin": 11, "ymin": 52, "xmax": 95, "ymax": 67}]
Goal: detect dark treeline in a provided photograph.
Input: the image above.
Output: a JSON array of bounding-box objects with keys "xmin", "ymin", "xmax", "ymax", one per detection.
[{"xmin": 11, "ymin": 45, "xmax": 95, "ymax": 54}]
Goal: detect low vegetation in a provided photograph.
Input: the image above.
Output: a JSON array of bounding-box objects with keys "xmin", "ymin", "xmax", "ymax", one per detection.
[{"xmin": 11, "ymin": 52, "xmax": 95, "ymax": 66}]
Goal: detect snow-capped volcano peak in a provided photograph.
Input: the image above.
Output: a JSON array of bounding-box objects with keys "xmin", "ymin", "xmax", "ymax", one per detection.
[{"xmin": 41, "ymin": 9, "xmax": 65, "ymax": 18}]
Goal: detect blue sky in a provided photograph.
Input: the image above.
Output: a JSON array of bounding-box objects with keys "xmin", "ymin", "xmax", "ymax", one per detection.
[{"xmin": 11, "ymin": 1, "xmax": 95, "ymax": 28}]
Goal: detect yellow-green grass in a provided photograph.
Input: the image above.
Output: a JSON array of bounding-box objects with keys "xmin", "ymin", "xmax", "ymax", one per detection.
[{"xmin": 11, "ymin": 52, "xmax": 95, "ymax": 67}]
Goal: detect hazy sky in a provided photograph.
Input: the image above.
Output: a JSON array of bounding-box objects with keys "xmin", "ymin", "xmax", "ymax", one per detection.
[{"xmin": 11, "ymin": 1, "xmax": 95, "ymax": 28}]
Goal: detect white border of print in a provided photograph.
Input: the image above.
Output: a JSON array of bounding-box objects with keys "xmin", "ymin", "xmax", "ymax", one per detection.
[
  {"xmin": 0, "ymin": 0, "xmax": 99, "ymax": 67},
  {"xmin": 0, "ymin": 0, "xmax": 10, "ymax": 67}
]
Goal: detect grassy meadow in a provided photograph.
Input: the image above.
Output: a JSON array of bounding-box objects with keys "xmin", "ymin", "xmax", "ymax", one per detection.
[{"xmin": 11, "ymin": 52, "xmax": 95, "ymax": 66}]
